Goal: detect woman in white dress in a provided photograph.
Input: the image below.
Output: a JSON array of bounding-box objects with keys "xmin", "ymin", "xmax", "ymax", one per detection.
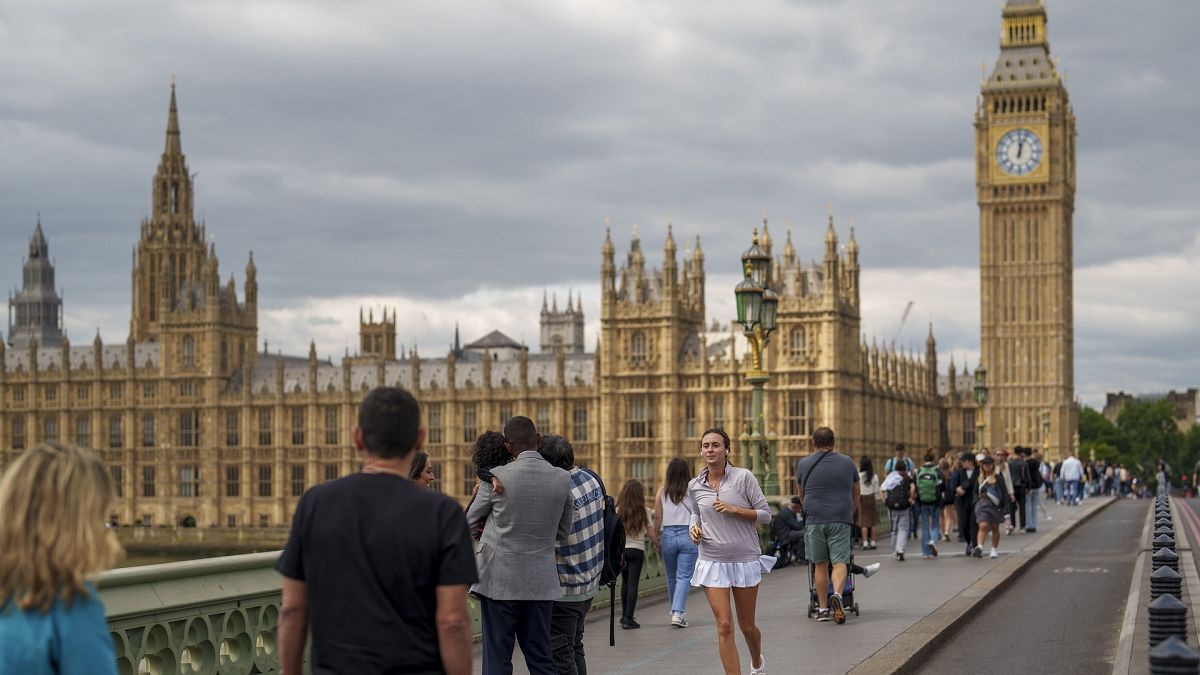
[{"xmin": 689, "ymin": 428, "xmax": 773, "ymax": 675}]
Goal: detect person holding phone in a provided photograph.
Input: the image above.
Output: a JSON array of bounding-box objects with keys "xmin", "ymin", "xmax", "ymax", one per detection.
[{"xmin": 689, "ymin": 428, "xmax": 773, "ymax": 675}]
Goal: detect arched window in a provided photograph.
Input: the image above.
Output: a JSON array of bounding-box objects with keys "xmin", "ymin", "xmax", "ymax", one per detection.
[
  {"xmin": 789, "ymin": 328, "xmax": 806, "ymax": 357},
  {"xmin": 182, "ymin": 335, "xmax": 196, "ymax": 367},
  {"xmin": 631, "ymin": 331, "xmax": 647, "ymax": 363}
]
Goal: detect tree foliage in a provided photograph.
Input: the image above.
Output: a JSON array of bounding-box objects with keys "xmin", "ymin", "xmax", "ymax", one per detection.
[{"xmin": 1079, "ymin": 400, "xmax": 1193, "ymax": 481}]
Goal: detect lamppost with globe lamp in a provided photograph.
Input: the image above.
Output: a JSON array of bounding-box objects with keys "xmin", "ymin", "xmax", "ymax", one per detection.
[
  {"xmin": 973, "ymin": 366, "xmax": 989, "ymax": 453},
  {"xmin": 734, "ymin": 228, "xmax": 780, "ymax": 494}
]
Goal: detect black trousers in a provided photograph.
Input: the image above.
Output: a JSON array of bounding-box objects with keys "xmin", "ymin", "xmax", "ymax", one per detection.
[
  {"xmin": 957, "ymin": 502, "xmax": 978, "ymax": 549},
  {"xmin": 550, "ymin": 599, "xmax": 591, "ymax": 675},
  {"xmin": 480, "ymin": 597, "xmax": 555, "ymax": 675},
  {"xmin": 1012, "ymin": 487, "xmax": 1027, "ymax": 529},
  {"xmin": 621, "ymin": 548, "xmax": 645, "ymax": 622}
]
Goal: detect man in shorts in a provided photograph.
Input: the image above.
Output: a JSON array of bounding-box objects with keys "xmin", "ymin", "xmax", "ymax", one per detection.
[{"xmin": 796, "ymin": 426, "xmax": 860, "ymax": 625}]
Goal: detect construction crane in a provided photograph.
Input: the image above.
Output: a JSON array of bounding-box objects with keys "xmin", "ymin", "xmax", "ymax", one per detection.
[{"xmin": 890, "ymin": 301, "xmax": 914, "ymax": 347}]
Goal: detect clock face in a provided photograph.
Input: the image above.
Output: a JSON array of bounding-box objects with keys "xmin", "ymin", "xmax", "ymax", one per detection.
[{"xmin": 996, "ymin": 128, "xmax": 1043, "ymax": 176}]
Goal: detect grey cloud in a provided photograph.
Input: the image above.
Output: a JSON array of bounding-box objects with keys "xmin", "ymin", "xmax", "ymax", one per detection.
[{"xmin": 3, "ymin": 0, "xmax": 1198, "ymax": 407}]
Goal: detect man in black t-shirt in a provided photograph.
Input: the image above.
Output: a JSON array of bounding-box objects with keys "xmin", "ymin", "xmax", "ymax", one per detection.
[{"xmin": 277, "ymin": 387, "xmax": 477, "ymax": 675}]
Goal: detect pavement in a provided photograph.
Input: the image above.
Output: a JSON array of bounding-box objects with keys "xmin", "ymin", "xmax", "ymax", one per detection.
[{"xmin": 470, "ymin": 496, "xmax": 1111, "ymax": 675}]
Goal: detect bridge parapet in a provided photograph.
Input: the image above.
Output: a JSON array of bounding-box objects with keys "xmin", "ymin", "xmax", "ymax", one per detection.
[{"xmin": 98, "ymin": 548, "xmax": 667, "ymax": 674}]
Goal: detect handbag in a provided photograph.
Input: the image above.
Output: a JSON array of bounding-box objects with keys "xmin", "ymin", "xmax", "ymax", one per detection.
[{"xmin": 983, "ymin": 480, "xmax": 1001, "ymax": 507}]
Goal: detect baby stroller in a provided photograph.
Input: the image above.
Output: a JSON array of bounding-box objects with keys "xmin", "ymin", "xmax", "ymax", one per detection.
[{"xmin": 805, "ymin": 556, "xmax": 861, "ymax": 619}]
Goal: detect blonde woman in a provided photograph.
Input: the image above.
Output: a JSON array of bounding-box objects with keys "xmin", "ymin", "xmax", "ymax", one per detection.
[{"xmin": 0, "ymin": 442, "xmax": 123, "ymax": 674}]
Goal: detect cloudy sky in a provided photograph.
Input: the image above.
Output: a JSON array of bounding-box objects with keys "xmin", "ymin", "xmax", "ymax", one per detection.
[{"xmin": 1, "ymin": 0, "xmax": 1197, "ymax": 408}]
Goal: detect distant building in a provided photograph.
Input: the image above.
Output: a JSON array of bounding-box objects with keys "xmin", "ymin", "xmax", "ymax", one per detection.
[
  {"xmin": 541, "ymin": 291, "xmax": 584, "ymax": 354},
  {"xmin": 7, "ymin": 219, "xmax": 64, "ymax": 350},
  {"xmin": 6, "ymin": 3, "xmax": 1085, "ymax": 528},
  {"xmin": 0, "ymin": 85, "xmax": 976, "ymax": 529},
  {"xmin": 1103, "ymin": 389, "xmax": 1199, "ymax": 432}
]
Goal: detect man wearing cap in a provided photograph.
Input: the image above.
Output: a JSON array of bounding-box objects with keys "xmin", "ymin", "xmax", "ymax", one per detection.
[{"xmin": 947, "ymin": 453, "xmax": 980, "ymax": 556}]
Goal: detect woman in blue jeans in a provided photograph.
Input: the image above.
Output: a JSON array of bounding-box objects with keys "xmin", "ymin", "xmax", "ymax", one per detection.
[{"xmin": 655, "ymin": 458, "xmax": 700, "ymax": 627}]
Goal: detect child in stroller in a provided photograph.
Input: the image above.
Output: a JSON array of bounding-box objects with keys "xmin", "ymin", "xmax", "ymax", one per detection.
[{"xmin": 805, "ymin": 554, "xmax": 878, "ymax": 618}]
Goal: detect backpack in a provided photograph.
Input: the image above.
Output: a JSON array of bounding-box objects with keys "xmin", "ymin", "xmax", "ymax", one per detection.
[
  {"xmin": 1029, "ymin": 460, "xmax": 1045, "ymax": 489},
  {"xmin": 885, "ymin": 477, "xmax": 910, "ymax": 511},
  {"xmin": 582, "ymin": 469, "xmax": 626, "ymax": 646},
  {"xmin": 916, "ymin": 466, "xmax": 940, "ymax": 505}
]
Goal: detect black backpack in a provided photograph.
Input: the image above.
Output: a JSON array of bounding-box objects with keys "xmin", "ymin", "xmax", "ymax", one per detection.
[
  {"xmin": 885, "ymin": 478, "xmax": 910, "ymax": 511},
  {"xmin": 582, "ymin": 469, "xmax": 626, "ymax": 646},
  {"xmin": 1028, "ymin": 459, "xmax": 1045, "ymax": 489}
]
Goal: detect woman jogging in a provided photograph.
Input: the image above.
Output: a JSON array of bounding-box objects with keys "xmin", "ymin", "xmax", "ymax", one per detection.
[
  {"xmin": 655, "ymin": 458, "xmax": 699, "ymax": 627},
  {"xmin": 689, "ymin": 428, "xmax": 773, "ymax": 675}
]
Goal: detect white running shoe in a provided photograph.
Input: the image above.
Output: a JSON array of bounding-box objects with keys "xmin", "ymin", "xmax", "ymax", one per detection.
[
  {"xmin": 750, "ymin": 655, "xmax": 767, "ymax": 675},
  {"xmin": 990, "ymin": 548, "xmax": 999, "ymax": 558},
  {"xmin": 863, "ymin": 562, "xmax": 881, "ymax": 578},
  {"xmin": 671, "ymin": 613, "xmax": 687, "ymax": 628}
]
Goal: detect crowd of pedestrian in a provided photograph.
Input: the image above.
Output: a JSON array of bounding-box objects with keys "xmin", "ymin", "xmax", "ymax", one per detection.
[{"xmin": 3, "ymin": 381, "xmax": 1160, "ymax": 675}]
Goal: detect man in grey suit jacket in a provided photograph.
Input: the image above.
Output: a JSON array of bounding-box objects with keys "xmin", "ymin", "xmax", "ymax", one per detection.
[{"xmin": 466, "ymin": 416, "xmax": 573, "ymax": 675}]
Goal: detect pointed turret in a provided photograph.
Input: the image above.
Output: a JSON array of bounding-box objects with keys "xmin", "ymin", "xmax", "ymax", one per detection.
[
  {"xmin": 663, "ymin": 224, "xmax": 677, "ymax": 300},
  {"xmin": 783, "ymin": 229, "xmax": 796, "ymax": 264},
  {"xmin": 165, "ymin": 80, "xmax": 182, "ymax": 156},
  {"xmin": 30, "ymin": 216, "xmax": 48, "ymax": 259},
  {"xmin": 244, "ymin": 252, "xmax": 258, "ymax": 306},
  {"xmin": 823, "ymin": 213, "xmax": 841, "ymax": 301},
  {"xmin": 629, "ymin": 225, "xmax": 645, "ymax": 273},
  {"xmin": 601, "ymin": 225, "xmax": 616, "ymax": 302},
  {"xmin": 824, "ymin": 213, "xmax": 838, "ymax": 259}
]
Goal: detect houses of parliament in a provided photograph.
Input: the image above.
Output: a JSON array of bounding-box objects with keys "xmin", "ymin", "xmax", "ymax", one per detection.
[{"xmin": 1, "ymin": 0, "xmax": 1074, "ymax": 528}]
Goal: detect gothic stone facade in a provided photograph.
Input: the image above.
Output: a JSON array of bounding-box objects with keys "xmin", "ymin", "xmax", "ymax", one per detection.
[{"xmin": 0, "ymin": 82, "xmax": 1011, "ymax": 529}]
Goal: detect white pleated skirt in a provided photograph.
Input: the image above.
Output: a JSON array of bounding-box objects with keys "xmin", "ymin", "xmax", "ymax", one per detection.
[{"xmin": 690, "ymin": 555, "xmax": 777, "ymax": 589}]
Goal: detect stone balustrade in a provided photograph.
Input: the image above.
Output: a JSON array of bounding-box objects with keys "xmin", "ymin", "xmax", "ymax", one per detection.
[{"xmin": 99, "ymin": 548, "xmax": 667, "ymax": 674}]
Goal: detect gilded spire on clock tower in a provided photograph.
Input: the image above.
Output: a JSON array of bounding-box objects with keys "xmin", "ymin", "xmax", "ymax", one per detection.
[{"xmin": 976, "ymin": 0, "xmax": 1077, "ymax": 458}]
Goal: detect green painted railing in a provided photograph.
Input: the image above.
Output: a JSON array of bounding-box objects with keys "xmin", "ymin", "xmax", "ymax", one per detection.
[{"xmin": 99, "ymin": 548, "xmax": 667, "ymax": 674}]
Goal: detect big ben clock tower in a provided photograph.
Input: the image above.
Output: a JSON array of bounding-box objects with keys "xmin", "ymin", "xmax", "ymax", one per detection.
[{"xmin": 977, "ymin": 0, "xmax": 1077, "ymax": 459}]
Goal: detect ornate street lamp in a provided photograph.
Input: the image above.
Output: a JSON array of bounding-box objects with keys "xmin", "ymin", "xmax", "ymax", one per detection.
[
  {"xmin": 973, "ymin": 365, "xmax": 988, "ymax": 452},
  {"xmin": 735, "ymin": 228, "xmax": 780, "ymax": 493}
]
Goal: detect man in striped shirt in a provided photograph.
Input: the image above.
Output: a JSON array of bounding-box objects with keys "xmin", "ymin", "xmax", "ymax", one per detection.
[{"xmin": 539, "ymin": 435, "xmax": 604, "ymax": 675}]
